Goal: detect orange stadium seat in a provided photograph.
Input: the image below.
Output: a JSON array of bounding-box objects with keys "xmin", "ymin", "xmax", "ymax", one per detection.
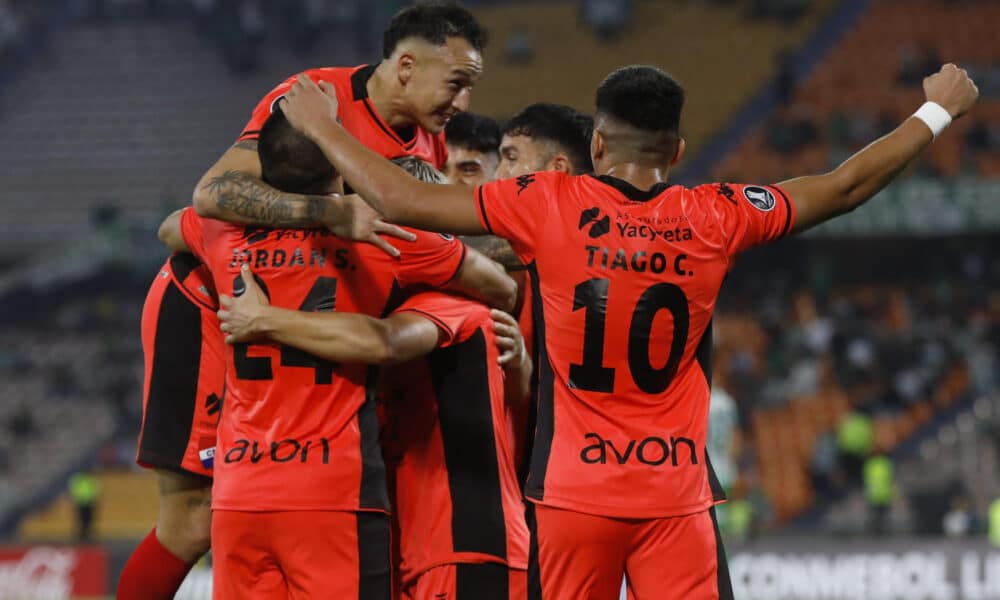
[{"xmin": 713, "ymin": 0, "xmax": 1000, "ymax": 182}]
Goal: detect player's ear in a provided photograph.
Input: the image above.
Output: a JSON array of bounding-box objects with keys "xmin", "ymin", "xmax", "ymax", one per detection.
[
  {"xmin": 671, "ymin": 137, "xmax": 686, "ymax": 166},
  {"xmin": 548, "ymin": 154, "xmax": 571, "ymax": 174},
  {"xmin": 591, "ymin": 129, "xmax": 607, "ymax": 166},
  {"xmin": 397, "ymin": 52, "xmax": 416, "ymax": 86}
]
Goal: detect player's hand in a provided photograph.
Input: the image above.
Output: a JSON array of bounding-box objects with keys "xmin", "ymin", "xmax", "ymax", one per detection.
[
  {"xmin": 491, "ymin": 309, "xmax": 527, "ymax": 368},
  {"xmin": 924, "ymin": 63, "xmax": 979, "ymax": 119},
  {"xmin": 327, "ymin": 194, "xmax": 416, "ymax": 258},
  {"xmin": 280, "ymin": 73, "xmax": 341, "ymax": 141},
  {"xmin": 218, "ymin": 264, "xmax": 270, "ymax": 344}
]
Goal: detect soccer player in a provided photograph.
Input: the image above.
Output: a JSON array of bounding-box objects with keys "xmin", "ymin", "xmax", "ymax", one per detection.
[
  {"xmin": 442, "ymin": 112, "xmax": 501, "ymax": 187},
  {"xmin": 495, "ymin": 102, "xmax": 594, "ymax": 180},
  {"xmin": 192, "ymin": 2, "xmax": 486, "ymax": 234},
  {"xmin": 379, "ymin": 156, "xmax": 531, "ymax": 599},
  {"xmin": 459, "ymin": 103, "xmax": 595, "ymax": 482},
  {"xmin": 116, "ymin": 254, "xmax": 221, "ymax": 600},
  {"xmin": 159, "ymin": 108, "xmax": 517, "ymax": 599},
  {"xmin": 277, "ymin": 63, "xmax": 978, "ymax": 599},
  {"xmin": 459, "ymin": 102, "xmax": 594, "ymax": 274},
  {"xmin": 216, "ymin": 271, "xmax": 531, "ymax": 600}
]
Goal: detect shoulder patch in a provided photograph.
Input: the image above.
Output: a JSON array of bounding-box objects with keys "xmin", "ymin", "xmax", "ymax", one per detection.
[{"xmin": 742, "ymin": 186, "xmax": 776, "ymax": 212}]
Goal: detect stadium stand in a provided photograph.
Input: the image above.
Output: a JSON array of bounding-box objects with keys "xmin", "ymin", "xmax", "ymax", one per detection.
[
  {"xmin": 714, "ymin": 0, "xmax": 1000, "ymax": 183},
  {"xmin": 0, "ymin": 331, "xmax": 118, "ymax": 529},
  {"xmin": 18, "ymin": 470, "xmax": 158, "ymax": 541},
  {"xmin": 0, "ymin": 0, "xmax": 838, "ymax": 257},
  {"xmin": 0, "ymin": 16, "xmax": 366, "ymax": 254},
  {"xmin": 470, "ymin": 0, "xmax": 838, "ymax": 159},
  {"xmin": 823, "ymin": 394, "xmax": 1000, "ymax": 536},
  {"xmin": 713, "ymin": 236, "xmax": 998, "ymax": 526}
]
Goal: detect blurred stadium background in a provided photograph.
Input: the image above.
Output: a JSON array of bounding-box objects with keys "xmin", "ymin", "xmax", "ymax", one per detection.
[{"xmin": 0, "ymin": 0, "xmax": 997, "ymax": 598}]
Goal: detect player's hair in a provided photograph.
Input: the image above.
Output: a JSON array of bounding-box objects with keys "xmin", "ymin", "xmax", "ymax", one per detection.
[
  {"xmin": 444, "ymin": 112, "xmax": 500, "ymax": 157},
  {"xmin": 595, "ymin": 65, "xmax": 684, "ymax": 136},
  {"xmin": 258, "ymin": 107, "xmax": 337, "ymax": 195},
  {"xmin": 383, "ymin": 1, "xmax": 487, "ymax": 59},
  {"xmin": 503, "ymin": 103, "xmax": 594, "ymax": 174},
  {"xmin": 392, "ymin": 156, "xmax": 447, "ymax": 184}
]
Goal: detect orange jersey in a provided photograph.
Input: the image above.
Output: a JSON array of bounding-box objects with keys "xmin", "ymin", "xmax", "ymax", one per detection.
[
  {"xmin": 179, "ymin": 208, "xmax": 467, "ymax": 512},
  {"xmin": 383, "ymin": 292, "xmax": 528, "ymax": 583},
  {"xmin": 138, "ymin": 254, "xmax": 224, "ymax": 478},
  {"xmin": 476, "ymin": 173, "xmax": 794, "ymax": 518},
  {"xmin": 238, "ymin": 64, "xmax": 448, "ymax": 169}
]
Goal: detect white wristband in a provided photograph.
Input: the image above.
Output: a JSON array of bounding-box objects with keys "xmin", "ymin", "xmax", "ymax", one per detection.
[{"xmin": 913, "ymin": 102, "xmax": 952, "ymax": 139}]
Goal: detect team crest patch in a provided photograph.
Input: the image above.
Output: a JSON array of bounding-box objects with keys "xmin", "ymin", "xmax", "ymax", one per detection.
[{"xmin": 743, "ymin": 186, "xmax": 776, "ymax": 212}]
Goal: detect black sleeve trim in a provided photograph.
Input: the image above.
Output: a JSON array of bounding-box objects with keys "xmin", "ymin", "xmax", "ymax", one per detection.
[
  {"xmin": 768, "ymin": 184, "xmax": 794, "ymax": 237},
  {"xmin": 477, "ymin": 186, "xmax": 494, "ymax": 234}
]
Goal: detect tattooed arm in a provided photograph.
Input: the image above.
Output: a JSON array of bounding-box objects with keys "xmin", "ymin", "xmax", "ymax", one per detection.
[
  {"xmin": 459, "ymin": 235, "xmax": 526, "ymax": 272},
  {"xmin": 191, "ymin": 140, "xmax": 415, "ymax": 256},
  {"xmin": 192, "ymin": 140, "xmax": 331, "ymax": 227}
]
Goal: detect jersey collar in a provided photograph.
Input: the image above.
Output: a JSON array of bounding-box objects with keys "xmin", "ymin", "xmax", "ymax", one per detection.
[
  {"xmin": 350, "ymin": 63, "xmax": 416, "ymax": 145},
  {"xmin": 588, "ymin": 174, "xmax": 674, "ymax": 203}
]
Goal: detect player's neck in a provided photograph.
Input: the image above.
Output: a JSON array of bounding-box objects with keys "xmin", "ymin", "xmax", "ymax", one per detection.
[
  {"xmin": 367, "ymin": 64, "xmax": 415, "ymax": 129},
  {"xmin": 602, "ymin": 163, "xmax": 671, "ymax": 192}
]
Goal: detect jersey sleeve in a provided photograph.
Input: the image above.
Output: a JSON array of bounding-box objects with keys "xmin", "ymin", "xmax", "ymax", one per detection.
[
  {"xmin": 391, "ymin": 229, "xmax": 468, "ymax": 289},
  {"xmin": 474, "ymin": 171, "xmax": 564, "ymax": 263},
  {"xmin": 179, "ymin": 207, "xmax": 209, "ymax": 263},
  {"xmin": 236, "ymin": 74, "xmax": 297, "ymax": 143},
  {"xmin": 394, "ymin": 292, "xmax": 486, "ymax": 347},
  {"xmin": 701, "ymin": 183, "xmax": 796, "ymax": 256}
]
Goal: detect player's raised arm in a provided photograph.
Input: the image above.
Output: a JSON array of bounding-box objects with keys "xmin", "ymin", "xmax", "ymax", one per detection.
[
  {"xmin": 193, "ymin": 140, "xmax": 333, "ymax": 227},
  {"xmin": 218, "ymin": 265, "xmax": 442, "ymax": 364},
  {"xmin": 281, "ymin": 75, "xmax": 485, "ymax": 235},
  {"xmin": 192, "ymin": 124, "xmax": 415, "ymax": 257},
  {"xmin": 781, "ymin": 64, "xmax": 979, "ymax": 234}
]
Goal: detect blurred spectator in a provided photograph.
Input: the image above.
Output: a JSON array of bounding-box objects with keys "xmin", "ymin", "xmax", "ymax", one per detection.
[
  {"xmin": 579, "ymin": 0, "xmax": 633, "ymax": 40},
  {"xmin": 990, "ymin": 498, "xmax": 1000, "ymax": 547},
  {"xmin": 809, "ymin": 431, "xmax": 842, "ymax": 498},
  {"xmin": 765, "ymin": 105, "xmax": 819, "ymax": 154},
  {"xmin": 708, "ymin": 387, "xmax": 739, "ymax": 491},
  {"xmin": 837, "ymin": 411, "xmax": 873, "ymax": 479},
  {"xmin": 863, "ymin": 454, "xmax": 894, "ymax": 534},
  {"xmin": 7, "ymin": 402, "xmax": 35, "ymax": 438},
  {"xmin": 898, "ymin": 45, "xmax": 941, "ymax": 87},
  {"xmin": 69, "ymin": 470, "xmax": 100, "ymax": 542},
  {"xmin": 966, "ymin": 62, "xmax": 1000, "ymax": 98},
  {"xmin": 504, "ymin": 27, "xmax": 533, "ymax": 65},
  {"xmin": 965, "ymin": 119, "xmax": 1000, "ymax": 153},
  {"xmin": 775, "ymin": 49, "xmax": 797, "ymax": 106}
]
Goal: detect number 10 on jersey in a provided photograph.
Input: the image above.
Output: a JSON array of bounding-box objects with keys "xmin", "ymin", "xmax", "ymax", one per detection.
[{"xmin": 568, "ymin": 278, "xmax": 690, "ymax": 395}]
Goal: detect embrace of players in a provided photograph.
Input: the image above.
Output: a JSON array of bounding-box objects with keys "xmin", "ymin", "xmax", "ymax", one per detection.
[{"xmin": 119, "ymin": 1, "xmax": 979, "ymax": 599}]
